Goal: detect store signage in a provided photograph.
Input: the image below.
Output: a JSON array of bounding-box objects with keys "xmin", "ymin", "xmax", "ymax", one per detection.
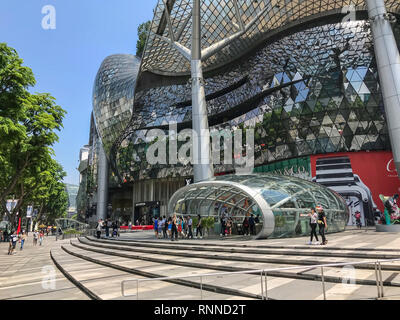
[{"xmin": 135, "ymin": 201, "xmax": 160, "ymax": 207}]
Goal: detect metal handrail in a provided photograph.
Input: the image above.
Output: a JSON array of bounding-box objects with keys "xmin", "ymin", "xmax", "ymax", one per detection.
[{"xmin": 121, "ymin": 257, "xmax": 400, "ymax": 300}]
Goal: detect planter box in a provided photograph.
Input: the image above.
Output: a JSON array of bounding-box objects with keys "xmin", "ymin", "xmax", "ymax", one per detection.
[{"xmin": 376, "ymin": 224, "xmax": 400, "ymax": 233}]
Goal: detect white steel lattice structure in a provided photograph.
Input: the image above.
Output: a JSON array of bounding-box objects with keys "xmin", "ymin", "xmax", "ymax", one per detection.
[{"xmin": 140, "ymin": 0, "xmax": 400, "ymax": 76}]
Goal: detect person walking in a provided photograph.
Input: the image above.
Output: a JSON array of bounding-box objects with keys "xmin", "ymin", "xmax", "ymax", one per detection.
[
  {"xmin": 316, "ymin": 206, "xmax": 328, "ymax": 245},
  {"xmin": 105, "ymin": 219, "xmax": 111, "ymax": 238},
  {"xmin": 195, "ymin": 214, "xmax": 203, "ymax": 239},
  {"xmin": 242, "ymin": 217, "xmax": 250, "ymax": 235},
  {"xmin": 181, "ymin": 216, "xmax": 186, "ymax": 238},
  {"xmin": 355, "ymin": 211, "xmax": 362, "ymax": 229},
  {"xmin": 161, "ymin": 216, "xmax": 167, "ymax": 239},
  {"xmin": 33, "ymin": 230, "xmax": 39, "ymax": 246},
  {"xmin": 167, "ymin": 217, "xmax": 172, "ymax": 239},
  {"xmin": 171, "ymin": 214, "xmax": 179, "ymax": 241},
  {"xmin": 226, "ymin": 218, "xmax": 232, "ymax": 236},
  {"xmin": 187, "ymin": 215, "xmax": 193, "ymax": 239},
  {"xmin": 249, "ymin": 214, "xmax": 256, "ymax": 235},
  {"xmin": 301, "ymin": 208, "xmax": 319, "ymax": 245},
  {"xmin": 157, "ymin": 218, "xmax": 163, "ymax": 239},
  {"xmin": 96, "ymin": 219, "xmax": 103, "ymax": 239},
  {"xmin": 183, "ymin": 217, "xmax": 188, "ymax": 238},
  {"xmin": 20, "ymin": 231, "xmax": 27, "ymax": 250},
  {"xmin": 39, "ymin": 230, "xmax": 44, "ymax": 246},
  {"xmin": 8, "ymin": 231, "xmax": 18, "ymax": 255},
  {"xmin": 154, "ymin": 217, "xmax": 159, "ymax": 239},
  {"xmin": 220, "ymin": 214, "xmax": 226, "ymax": 237},
  {"xmin": 177, "ymin": 217, "xmax": 183, "ymax": 239}
]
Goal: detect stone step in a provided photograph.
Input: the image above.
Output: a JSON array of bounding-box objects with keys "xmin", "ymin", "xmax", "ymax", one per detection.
[
  {"xmin": 60, "ymin": 243, "xmax": 261, "ymax": 300},
  {"xmin": 113, "ymin": 235, "xmax": 400, "ymax": 253},
  {"xmin": 51, "ymin": 248, "xmax": 136, "ymax": 300},
  {"xmin": 80, "ymin": 238, "xmax": 400, "ymax": 272},
  {"xmin": 67, "ymin": 240, "xmax": 391, "ymax": 300},
  {"xmin": 88, "ymin": 236, "xmax": 400, "ymax": 260},
  {"xmin": 72, "ymin": 238, "xmax": 400, "ymax": 298}
]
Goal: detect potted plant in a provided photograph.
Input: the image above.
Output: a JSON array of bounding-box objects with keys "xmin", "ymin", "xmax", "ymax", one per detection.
[
  {"xmin": 275, "ymin": 215, "xmax": 286, "ymax": 228},
  {"xmin": 201, "ymin": 216, "xmax": 215, "ymax": 238},
  {"xmin": 192, "ymin": 217, "xmax": 198, "ymax": 235}
]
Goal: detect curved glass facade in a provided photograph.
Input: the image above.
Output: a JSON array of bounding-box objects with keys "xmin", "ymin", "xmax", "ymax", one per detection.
[
  {"xmin": 169, "ymin": 174, "xmax": 349, "ymax": 239},
  {"xmin": 93, "ymin": 54, "xmax": 141, "ymax": 154},
  {"xmin": 114, "ymin": 20, "xmax": 400, "ymax": 182},
  {"xmin": 89, "ymin": 1, "xmax": 400, "ymax": 233}
]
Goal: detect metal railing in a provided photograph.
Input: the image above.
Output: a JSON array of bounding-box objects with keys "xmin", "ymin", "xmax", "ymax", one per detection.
[
  {"xmin": 121, "ymin": 257, "xmax": 400, "ymax": 300},
  {"xmin": 56, "ymin": 228, "xmax": 96, "ymax": 241}
]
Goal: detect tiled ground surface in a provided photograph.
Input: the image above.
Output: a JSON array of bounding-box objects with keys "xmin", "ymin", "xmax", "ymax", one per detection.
[{"xmin": 2, "ymin": 227, "xmax": 400, "ymax": 300}]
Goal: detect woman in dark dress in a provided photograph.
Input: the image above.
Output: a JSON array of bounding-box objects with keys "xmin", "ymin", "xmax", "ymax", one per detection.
[{"xmin": 316, "ymin": 206, "xmax": 328, "ymax": 245}]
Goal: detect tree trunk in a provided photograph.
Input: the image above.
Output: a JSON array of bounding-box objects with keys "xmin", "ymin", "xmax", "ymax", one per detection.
[
  {"xmin": 35, "ymin": 203, "xmax": 44, "ymax": 225},
  {"xmin": 0, "ymin": 153, "xmax": 29, "ymax": 207}
]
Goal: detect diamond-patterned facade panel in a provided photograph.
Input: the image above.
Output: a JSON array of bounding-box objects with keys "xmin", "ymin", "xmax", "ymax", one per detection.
[
  {"xmin": 112, "ymin": 20, "xmax": 398, "ymax": 182},
  {"xmin": 139, "ymin": 0, "xmax": 400, "ymax": 75},
  {"xmin": 93, "ymin": 54, "xmax": 140, "ymax": 155}
]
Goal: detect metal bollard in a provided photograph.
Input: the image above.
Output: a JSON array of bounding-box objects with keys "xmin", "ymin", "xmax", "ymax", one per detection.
[
  {"xmin": 321, "ymin": 266, "xmax": 326, "ymax": 300},
  {"xmin": 200, "ymin": 276, "xmax": 203, "ymax": 300},
  {"xmin": 374, "ymin": 262, "xmax": 381, "ymax": 298},
  {"xmin": 264, "ymin": 271, "xmax": 268, "ymax": 300},
  {"xmin": 378, "ymin": 262, "xmax": 384, "ymax": 298},
  {"xmin": 260, "ymin": 271, "xmax": 264, "ymax": 300},
  {"xmin": 137, "ymin": 279, "xmax": 139, "ymax": 300}
]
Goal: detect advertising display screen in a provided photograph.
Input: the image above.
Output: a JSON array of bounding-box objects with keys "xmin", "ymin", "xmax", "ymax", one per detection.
[
  {"xmin": 310, "ymin": 151, "xmax": 400, "ymax": 226},
  {"xmin": 254, "ymin": 151, "xmax": 400, "ymax": 226}
]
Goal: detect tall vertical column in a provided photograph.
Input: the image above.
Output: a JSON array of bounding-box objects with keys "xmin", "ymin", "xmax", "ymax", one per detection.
[
  {"xmin": 191, "ymin": 0, "xmax": 214, "ymax": 183},
  {"xmin": 367, "ymin": 0, "xmax": 400, "ymax": 176},
  {"xmin": 97, "ymin": 142, "xmax": 109, "ymax": 220}
]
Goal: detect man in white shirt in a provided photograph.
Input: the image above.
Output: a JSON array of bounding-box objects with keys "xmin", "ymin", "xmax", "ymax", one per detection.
[
  {"xmin": 187, "ymin": 216, "xmax": 193, "ymax": 239},
  {"xmin": 96, "ymin": 219, "xmax": 103, "ymax": 239},
  {"xmin": 161, "ymin": 216, "xmax": 167, "ymax": 239}
]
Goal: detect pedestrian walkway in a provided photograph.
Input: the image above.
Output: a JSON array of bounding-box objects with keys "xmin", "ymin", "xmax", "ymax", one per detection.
[
  {"xmin": 0, "ymin": 234, "xmax": 89, "ymax": 300},
  {"xmin": 2, "ymin": 228, "xmax": 400, "ymax": 300},
  {"xmin": 119, "ymin": 227, "xmax": 400, "ymax": 251}
]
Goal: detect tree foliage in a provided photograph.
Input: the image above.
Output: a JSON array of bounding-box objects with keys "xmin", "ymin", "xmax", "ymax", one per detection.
[
  {"xmin": 136, "ymin": 21, "xmax": 151, "ymax": 58},
  {"xmin": 0, "ymin": 43, "xmax": 68, "ymax": 229}
]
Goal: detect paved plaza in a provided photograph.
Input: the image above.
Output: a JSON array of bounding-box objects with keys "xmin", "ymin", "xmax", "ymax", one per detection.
[
  {"xmin": 1, "ymin": 228, "xmax": 400, "ymax": 300},
  {"xmin": 0, "ymin": 235, "xmax": 88, "ymax": 300}
]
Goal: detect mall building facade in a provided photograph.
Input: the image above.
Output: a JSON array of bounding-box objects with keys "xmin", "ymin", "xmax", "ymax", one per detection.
[{"xmin": 77, "ymin": 0, "xmax": 400, "ymax": 238}]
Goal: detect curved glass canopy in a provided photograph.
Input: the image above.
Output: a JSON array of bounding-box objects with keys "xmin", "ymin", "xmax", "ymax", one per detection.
[
  {"xmin": 141, "ymin": 0, "xmax": 400, "ymax": 76},
  {"xmin": 168, "ymin": 174, "xmax": 349, "ymax": 239}
]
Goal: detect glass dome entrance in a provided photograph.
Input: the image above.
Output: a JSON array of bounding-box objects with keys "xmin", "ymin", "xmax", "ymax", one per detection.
[{"xmin": 168, "ymin": 174, "xmax": 349, "ymax": 239}]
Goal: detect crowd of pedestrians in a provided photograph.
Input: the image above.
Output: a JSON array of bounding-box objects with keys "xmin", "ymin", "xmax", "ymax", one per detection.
[
  {"xmin": 152, "ymin": 214, "xmax": 205, "ymax": 241},
  {"xmin": 96, "ymin": 205, "xmax": 329, "ymax": 247},
  {"xmin": 95, "ymin": 219, "xmax": 120, "ymax": 239},
  {"xmin": 4, "ymin": 229, "xmax": 47, "ymax": 255}
]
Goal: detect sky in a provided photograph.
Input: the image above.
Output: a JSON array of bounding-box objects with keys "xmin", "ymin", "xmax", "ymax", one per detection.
[{"xmin": 0, "ymin": 0, "xmax": 156, "ymax": 185}]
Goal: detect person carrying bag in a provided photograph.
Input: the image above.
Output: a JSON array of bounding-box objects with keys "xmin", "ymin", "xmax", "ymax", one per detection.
[{"xmin": 316, "ymin": 205, "xmax": 328, "ymax": 245}]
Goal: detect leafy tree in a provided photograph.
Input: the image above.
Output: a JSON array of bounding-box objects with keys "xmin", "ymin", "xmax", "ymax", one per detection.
[
  {"xmin": 136, "ymin": 21, "xmax": 151, "ymax": 58},
  {"xmin": 0, "ymin": 43, "xmax": 67, "ymax": 228},
  {"xmin": 0, "ymin": 43, "xmax": 35, "ymax": 208}
]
